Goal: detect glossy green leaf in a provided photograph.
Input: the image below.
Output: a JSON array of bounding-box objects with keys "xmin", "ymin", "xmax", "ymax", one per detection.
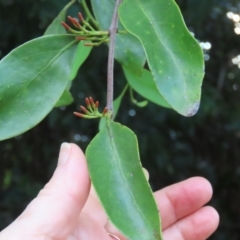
[
  {"xmin": 69, "ymin": 41, "xmax": 92, "ymax": 81},
  {"xmin": 0, "ymin": 35, "xmax": 77, "ymax": 140},
  {"xmin": 90, "ymin": 0, "xmax": 114, "ymax": 30},
  {"xmin": 124, "ymin": 67, "xmax": 170, "ymax": 108},
  {"xmin": 55, "ymin": 90, "xmax": 74, "ymax": 107},
  {"xmin": 44, "ymin": 0, "xmax": 75, "ymax": 35},
  {"xmin": 99, "ymin": 85, "xmax": 128, "ymax": 131},
  {"xmin": 90, "ymin": 0, "xmax": 146, "ymax": 73},
  {"xmin": 86, "ymin": 120, "xmax": 162, "ymax": 240},
  {"xmin": 119, "ymin": 0, "xmax": 204, "ymax": 116}
]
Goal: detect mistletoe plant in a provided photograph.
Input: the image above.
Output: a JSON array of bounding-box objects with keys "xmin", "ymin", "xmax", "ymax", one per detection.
[{"xmin": 0, "ymin": 0, "xmax": 204, "ymax": 239}]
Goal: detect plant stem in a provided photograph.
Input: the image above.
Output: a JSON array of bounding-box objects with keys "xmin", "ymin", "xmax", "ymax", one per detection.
[
  {"xmin": 107, "ymin": 0, "xmax": 122, "ymax": 116},
  {"xmin": 81, "ymin": 0, "xmax": 99, "ymax": 29},
  {"xmin": 64, "ymin": 0, "xmax": 76, "ymax": 11}
]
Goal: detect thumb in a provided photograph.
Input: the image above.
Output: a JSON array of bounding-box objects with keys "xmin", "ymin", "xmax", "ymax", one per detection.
[{"xmin": 0, "ymin": 143, "xmax": 90, "ymax": 240}]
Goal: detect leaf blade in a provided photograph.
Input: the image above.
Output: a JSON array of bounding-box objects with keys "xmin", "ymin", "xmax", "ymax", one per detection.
[
  {"xmin": 119, "ymin": 0, "xmax": 204, "ymax": 116},
  {"xmin": 55, "ymin": 90, "xmax": 74, "ymax": 107},
  {"xmin": 0, "ymin": 35, "xmax": 77, "ymax": 140},
  {"xmin": 123, "ymin": 67, "xmax": 170, "ymax": 108},
  {"xmin": 86, "ymin": 120, "xmax": 162, "ymax": 240},
  {"xmin": 44, "ymin": 9, "xmax": 67, "ymax": 35}
]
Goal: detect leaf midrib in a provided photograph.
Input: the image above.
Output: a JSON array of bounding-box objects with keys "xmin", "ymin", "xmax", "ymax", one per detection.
[{"xmin": 106, "ymin": 121, "xmax": 153, "ymax": 235}]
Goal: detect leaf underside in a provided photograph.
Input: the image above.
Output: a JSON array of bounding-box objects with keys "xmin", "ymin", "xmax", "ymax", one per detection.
[
  {"xmin": 55, "ymin": 90, "xmax": 74, "ymax": 107},
  {"xmin": 123, "ymin": 67, "xmax": 170, "ymax": 108},
  {"xmin": 86, "ymin": 120, "xmax": 162, "ymax": 240},
  {"xmin": 119, "ymin": 0, "xmax": 204, "ymax": 116}
]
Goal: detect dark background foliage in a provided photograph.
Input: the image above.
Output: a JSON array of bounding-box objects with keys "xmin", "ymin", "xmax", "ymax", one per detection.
[{"xmin": 1, "ymin": 0, "xmax": 240, "ymax": 239}]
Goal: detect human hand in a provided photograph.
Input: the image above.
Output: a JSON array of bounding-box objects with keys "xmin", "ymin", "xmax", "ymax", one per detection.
[{"xmin": 0, "ymin": 143, "xmax": 219, "ymax": 240}]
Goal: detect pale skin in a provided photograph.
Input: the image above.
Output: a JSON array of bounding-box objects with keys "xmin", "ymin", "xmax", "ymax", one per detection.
[{"xmin": 0, "ymin": 143, "xmax": 219, "ymax": 240}]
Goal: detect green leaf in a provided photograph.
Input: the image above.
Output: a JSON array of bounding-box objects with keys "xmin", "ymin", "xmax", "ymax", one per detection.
[
  {"xmin": 90, "ymin": 0, "xmax": 146, "ymax": 73},
  {"xmin": 86, "ymin": 120, "xmax": 162, "ymax": 240},
  {"xmin": 55, "ymin": 90, "xmax": 74, "ymax": 107},
  {"xmin": 119, "ymin": 0, "xmax": 204, "ymax": 116},
  {"xmin": 44, "ymin": 0, "xmax": 75, "ymax": 35},
  {"xmin": 69, "ymin": 41, "xmax": 92, "ymax": 81},
  {"xmin": 99, "ymin": 85, "xmax": 128, "ymax": 131},
  {"xmin": 124, "ymin": 67, "xmax": 170, "ymax": 108},
  {"xmin": 0, "ymin": 35, "xmax": 77, "ymax": 141},
  {"xmin": 54, "ymin": 80, "xmax": 73, "ymax": 107},
  {"xmin": 90, "ymin": 0, "xmax": 114, "ymax": 30}
]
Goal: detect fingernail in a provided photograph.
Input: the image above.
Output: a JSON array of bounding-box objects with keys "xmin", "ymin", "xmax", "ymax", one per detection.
[{"xmin": 58, "ymin": 142, "xmax": 71, "ymax": 166}]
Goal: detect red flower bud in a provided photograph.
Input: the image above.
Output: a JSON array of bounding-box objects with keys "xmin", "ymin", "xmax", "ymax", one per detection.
[
  {"xmin": 76, "ymin": 36, "xmax": 87, "ymax": 41},
  {"xmin": 78, "ymin": 12, "xmax": 85, "ymax": 23},
  {"xmin": 102, "ymin": 107, "xmax": 108, "ymax": 115},
  {"xmin": 80, "ymin": 106, "xmax": 89, "ymax": 114},
  {"xmin": 68, "ymin": 16, "xmax": 81, "ymax": 29},
  {"xmin": 73, "ymin": 112, "xmax": 84, "ymax": 118},
  {"xmin": 89, "ymin": 97, "xmax": 94, "ymax": 106},
  {"xmin": 61, "ymin": 22, "xmax": 70, "ymax": 30},
  {"xmin": 85, "ymin": 98, "xmax": 90, "ymax": 106},
  {"xmin": 95, "ymin": 101, "xmax": 99, "ymax": 109}
]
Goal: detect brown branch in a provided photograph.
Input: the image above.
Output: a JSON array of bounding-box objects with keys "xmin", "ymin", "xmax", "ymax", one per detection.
[{"xmin": 107, "ymin": 0, "xmax": 122, "ymax": 116}]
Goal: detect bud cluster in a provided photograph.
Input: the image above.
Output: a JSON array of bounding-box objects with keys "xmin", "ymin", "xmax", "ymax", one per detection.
[
  {"xmin": 74, "ymin": 97, "xmax": 108, "ymax": 119},
  {"xmin": 61, "ymin": 13, "xmax": 109, "ymax": 46}
]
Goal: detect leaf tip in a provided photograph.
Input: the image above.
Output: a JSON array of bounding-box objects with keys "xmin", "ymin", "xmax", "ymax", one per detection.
[{"xmin": 185, "ymin": 101, "xmax": 200, "ymax": 117}]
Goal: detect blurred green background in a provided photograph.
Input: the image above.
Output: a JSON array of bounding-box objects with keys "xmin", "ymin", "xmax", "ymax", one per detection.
[{"xmin": 1, "ymin": 0, "xmax": 240, "ymax": 239}]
